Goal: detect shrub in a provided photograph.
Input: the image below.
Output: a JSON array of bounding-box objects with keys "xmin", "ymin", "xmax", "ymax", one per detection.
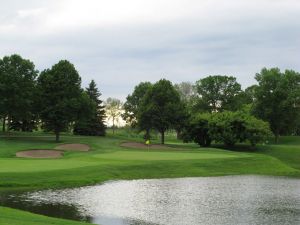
[{"xmin": 185, "ymin": 111, "xmax": 271, "ymax": 148}]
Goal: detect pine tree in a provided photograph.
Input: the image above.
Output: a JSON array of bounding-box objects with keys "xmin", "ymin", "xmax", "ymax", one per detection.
[{"xmin": 74, "ymin": 80, "xmax": 106, "ymax": 136}]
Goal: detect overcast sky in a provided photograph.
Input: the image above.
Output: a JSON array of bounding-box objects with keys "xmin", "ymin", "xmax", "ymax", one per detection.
[{"xmin": 1, "ymin": 0, "xmax": 299, "ymax": 100}]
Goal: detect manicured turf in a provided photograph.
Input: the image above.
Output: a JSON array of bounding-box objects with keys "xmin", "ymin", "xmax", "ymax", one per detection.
[
  {"xmin": 0, "ymin": 133, "xmax": 299, "ymax": 190},
  {"xmin": 0, "ymin": 206, "xmax": 92, "ymax": 225},
  {"xmin": 0, "ymin": 131, "xmax": 300, "ymax": 225}
]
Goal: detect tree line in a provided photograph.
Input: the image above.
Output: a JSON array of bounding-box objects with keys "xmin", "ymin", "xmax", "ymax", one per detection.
[
  {"xmin": 123, "ymin": 69, "xmax": 300, "ymax": 146},
  {"xmin": 1, "ymin": 54, "xmax": 299, "ymax": 146},
  {"xmin": 0, "ymin": 54, "xmax": 106, "ymax": 141}
]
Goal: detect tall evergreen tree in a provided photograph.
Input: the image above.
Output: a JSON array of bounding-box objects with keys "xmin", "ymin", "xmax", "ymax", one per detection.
[{"xmin": 73, "ymin": 80, "xmax": 106, "ymax": 136}]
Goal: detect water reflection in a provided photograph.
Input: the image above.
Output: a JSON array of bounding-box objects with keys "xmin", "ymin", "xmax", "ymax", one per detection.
[
  {"xmin": 1, "ymin": 176, "xmax": 300, "ymax": 225},
  {"xmin": 0, "ymin": 192, "xmax": 91, "ymax": 221}
]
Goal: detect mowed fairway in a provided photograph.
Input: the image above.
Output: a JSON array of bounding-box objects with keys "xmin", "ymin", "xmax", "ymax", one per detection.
[
  {"xmin": 0, "ymin": 133, "xmax": 299, "ymax": 191},
  {"xmin": 0, "ymin": 133, "xmax": 300, "ymax": 225}
]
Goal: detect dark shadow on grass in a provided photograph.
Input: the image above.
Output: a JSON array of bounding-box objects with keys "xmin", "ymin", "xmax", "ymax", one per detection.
[{"xmin": 212, "ymin": 143, "xmax": 259, "ymax": 153}]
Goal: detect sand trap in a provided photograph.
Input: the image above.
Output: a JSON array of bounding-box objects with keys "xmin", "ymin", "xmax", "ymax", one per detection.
[
  {"xmin": 55, "ymin": 143, "xmax": 90, "ymax": 151},
  {"xmin": 120, "ymin": 142, "xmax": 172, "ymax": 149},
  {"xmin": 16, "ymin": 150, "xmax": 63, "ymax": 158}
]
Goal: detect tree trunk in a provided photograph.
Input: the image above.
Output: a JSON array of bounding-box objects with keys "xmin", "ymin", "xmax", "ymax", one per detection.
[
  {"xmin": 145, "ymin": 129, "xmax": 150, "ymax": 140},
  {"xmin": 112, "ymin": 117, "xmax": 115, "ymax": 134},
  {"xmin": 176, "ymin": 130, "xmax": 181, "ymax": 140},
  {"xmin": 161, "ymin": 130, "xmax": 165, "ymax": 144},
  {"xmin": 55, "ymin": 131, "xmax": 60, "ymax": 142},
  {"xmin": 2, "ymin": 117, "xmax": 6, "ymax": 132},
  {"xmin": 7, "ymin": 115, "xmax": 11, "ymax": 133},
  {"xmin": 275, "ymin": 129, "xmax": 279, "ymax": 144}
]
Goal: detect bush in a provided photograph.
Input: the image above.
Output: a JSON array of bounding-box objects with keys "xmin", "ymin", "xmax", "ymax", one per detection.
[
  {"xmin": 209, "ymin": 111, "xmax": 271, "ymax": 147},
  {"xmin": 185, "ymin": 111, "xmax": 271, "ymax": 147},
  {"xmin": 182, "ymin": 113, "xmax": 212, "ymax": 147}
]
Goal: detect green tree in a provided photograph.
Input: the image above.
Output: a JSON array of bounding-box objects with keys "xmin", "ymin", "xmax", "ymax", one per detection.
[
  {"xmin": 122, "ymin": 82, "xmax": 152, "ymax": 127},
  {"xmin": 209, "ymin": 111, "xmax": 271, "ymax": 147},
  {"xmin": 0, "ymin": 54, "xmax": 38, "ymax": 132},
  {"xmin": 253, "ymin": 68, "xmax": 300, "ymax": 142},
  {"xmin": 195, "ymin": 75, "xmax": 242, "ymax": 112},
  {"xmin": 74, "ymin": 80, "xmax": 106, "ymax": 136},
  {"xmin": 38, "ymin": 60, "xmax": 82, "ymax": 142},
  {"xmin": 174, "ymin": 82, "xmax": 197, "ymax": 110},
  {"xmin": 182, "ymin": 113, "xmax": 212, "ymax": 147},
  {"xmin": 243, "ymin": 85, "xmax": 258, "ymax": 104},
  {"xmin": 138, "ymin": 79, "xmax": 186, "ymax": 144},
  {"xmin": 105, "ymin": 97, "xmax": 123, "ymax": 134}
]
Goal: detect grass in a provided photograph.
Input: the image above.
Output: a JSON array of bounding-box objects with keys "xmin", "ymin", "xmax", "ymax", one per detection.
[
  {"xmin": 0, "ymin": 131, "xmax": 299, "ymax": 225},
  {"xmin": 0, "ymin": 206, "xmax": 92, "ymax": 225}
]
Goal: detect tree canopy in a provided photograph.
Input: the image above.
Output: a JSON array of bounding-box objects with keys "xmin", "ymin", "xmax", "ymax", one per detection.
[
  {"xmin": 1, "ymin": 53, "xmax": 299, "ymax": 146},
  {"xmin": 195, "ymin": 75, "xmax": 242, "ymax": 112},
  {"xmin": 122, "ymin": 82, "xmax": 152, "ymax": 127},
  {"xmin": 74, "ymin": 80, "xmax": 106, "ymax": 136},
  {"xmin": 253, "ymin": 68, "xmax": 300, "ymax": 142},
  {"xmin": 38, "ymin": 60, "xmax": 82, "ymax": 142},
  {"xmin": 174, "ymin": 82, "xmax": 197, "ymax": 110},
  {"xmin": 105, "ymin": 97, "xmax": 123, "ymax": 134},
  {"xmin": 138, "ymin": 79, "xmax": 186, "ymax": 144},
  {"xmin": 0, "ymin": 54, "xmax": 38, "ymax": 132}
]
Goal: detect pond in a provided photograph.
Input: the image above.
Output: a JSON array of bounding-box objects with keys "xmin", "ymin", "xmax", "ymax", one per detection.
[{"xmin": 1, "ymin": 176, "xmax": 300, "ymax": 225}]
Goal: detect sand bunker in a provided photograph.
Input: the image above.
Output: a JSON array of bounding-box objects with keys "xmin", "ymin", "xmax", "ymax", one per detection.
[
  {"xmin": 120, "ymin": 142, "xmax": 172, "ymax": 149},
  {"xmin": 16, "ymin": 150, "xmax": 63, "ymax": 158},
  {"xmin": 55, "ymin": 143, "xmax": 90, "ymax": 151}
]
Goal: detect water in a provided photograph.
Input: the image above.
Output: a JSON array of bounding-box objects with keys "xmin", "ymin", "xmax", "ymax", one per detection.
[{"xmin": 1, "ymin": 176, "xmax": 300, "ymax": 225}]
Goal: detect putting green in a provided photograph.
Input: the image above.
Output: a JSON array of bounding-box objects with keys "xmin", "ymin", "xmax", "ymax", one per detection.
[
  {"xmin": 92, "ymin": 150, "xmax": 247, "ymax": 161},
  {"xmin": 0, "ymin": 149, "xmax": 248, "ymax": 173}
]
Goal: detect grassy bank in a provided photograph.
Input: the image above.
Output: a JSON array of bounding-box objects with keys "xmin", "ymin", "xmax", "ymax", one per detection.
[
  {"xmin": 0, "ymin": 131, "xmax": 300, "ymax": 225},
  {"xmin": 0, "ymin": 206, "xmax": 92, "ymax": 225},
  {"xmin": 0, "ymin": 132, "xmax": 300, "ymax": 191}
]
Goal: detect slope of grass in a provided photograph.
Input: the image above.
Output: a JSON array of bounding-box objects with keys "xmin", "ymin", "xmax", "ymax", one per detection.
[
  {"xmin": 0, "ymin": 132, "xmax": 299, "ymax": 191},
  {"xmin": 0, "ymin": 206, "xmax": 93, "ymax": 225}
]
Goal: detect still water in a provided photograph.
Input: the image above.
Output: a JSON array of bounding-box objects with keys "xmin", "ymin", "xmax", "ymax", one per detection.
[{"xmin": 1, "ymin": 176, "xmax": 300, "ymax": 225}]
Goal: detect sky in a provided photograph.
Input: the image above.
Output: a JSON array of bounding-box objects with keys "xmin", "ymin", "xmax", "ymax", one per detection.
[{"xmin": 1, "ymin": 0, "xmax": 300, "ymax": 101}]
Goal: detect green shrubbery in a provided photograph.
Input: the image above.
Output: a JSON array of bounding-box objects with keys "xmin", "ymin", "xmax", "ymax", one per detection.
[{"xmin": 183, "ymin": 111, "xmax": 271, "ymax": 147}]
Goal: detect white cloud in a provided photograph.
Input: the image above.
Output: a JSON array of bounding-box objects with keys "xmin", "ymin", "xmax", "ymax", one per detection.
[{"xmin": 0, "ymin": 0, "xmax": 299, "ymax": 100}]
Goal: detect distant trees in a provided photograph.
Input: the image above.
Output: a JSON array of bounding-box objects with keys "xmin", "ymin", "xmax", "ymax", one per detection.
[
  {"xmin": 123, "ymin": 79, "xmax": 187, "ymax": 144},
  {"xmin": 38, "ymin": 60, "xmax": 83, "ymax": 142},
  {"xmin": 105, "ymin": 97, "xmax": 123, "ymax": 134},
  {"xmin": 0, "ymin": 54, "xmax": 106, "ymax": 141},
  {"xmin": 174, "ymin": 82, "xmax": 197, "ymax": 110},
  {"xmin": 137, "ymin": 79, "xmax": 186, "ymax": 144},
  {"xmin": 182, "ymin": 67, "xmax": 300, "ymax": 147},
  {"xmin": 195, "ymin": 75, "xmax": 242, "ymax": 112},
  {"xmin": 1, "ymin": 53, "xmax": 299, "ymax": 146},
  {"xmin": 73, "ymin": 80, "xmax": 106, "ymax": 136},
  {"xmin": 122, "ymin": 82, "xmax": 152, "ymax": 127},
  {"xmin": 253, "ymin": 68, "xmax": 300, "ymax": 142},
  {"xmin": 0, "ymin": 54, "xmax": 38, "ymax": 132}
]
